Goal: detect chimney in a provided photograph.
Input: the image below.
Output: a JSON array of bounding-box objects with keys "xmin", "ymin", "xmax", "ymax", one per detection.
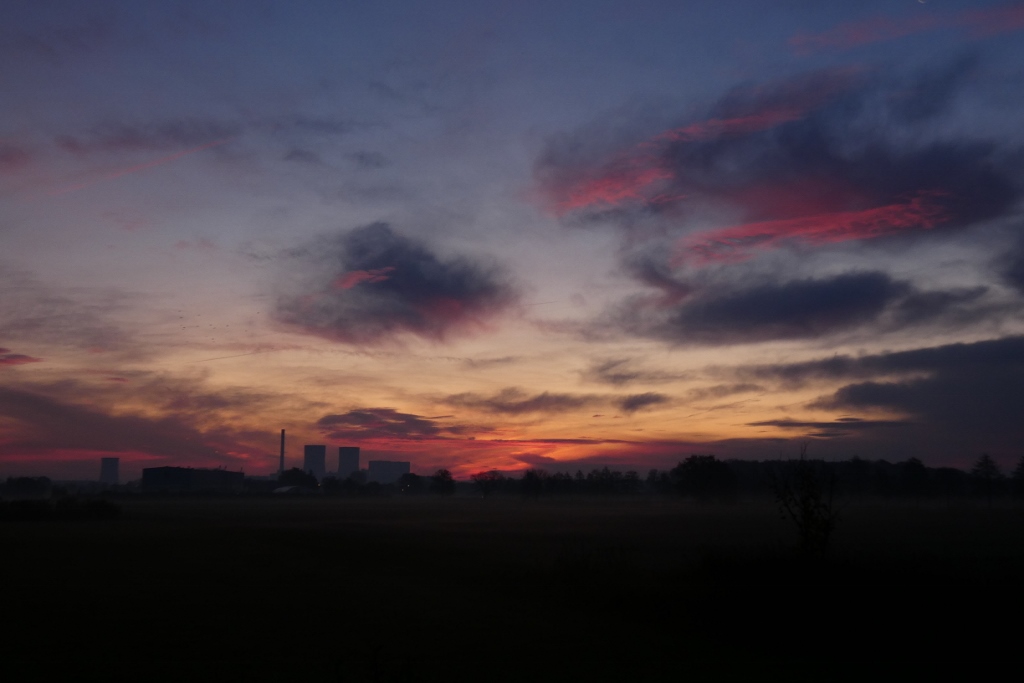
[{"xmin": 279, "ymin": 429, "xmax": 285, "ymax": 474}]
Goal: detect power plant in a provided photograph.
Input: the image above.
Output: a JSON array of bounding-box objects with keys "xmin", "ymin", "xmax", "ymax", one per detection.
[
  {"xmin": 303, "ymin": 445, "xmax": 327, "ymax": 480},
  {"xmin": 99, "ymin": 457, "xmax": 120, "ymax": 485},
  {"xmin": 368, "ymin": 460, "xmax": 410, "ymax": 485},
  {"xmin": 338, "ymin": 446, "xmax": 360, "ymax": 478}
]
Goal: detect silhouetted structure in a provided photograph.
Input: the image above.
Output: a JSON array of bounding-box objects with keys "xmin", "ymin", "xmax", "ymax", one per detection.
[
  {"xmin": 99, "ymin": 457, "xmax": 119, "ymax": 486},
  {"xmin": 141, "ymin": 467, "xmax": 244, "ymax": 494},
  {"xmin": 368, "ymin": 460, "xmax": 410, "ymax": 484},
  {"xmin": 338, "ymin": 447, "xmax": 360, "ymax": 478},
  {"xmin": 279, "ymin": 429, "xmax": 286, "ymax": 474},
  {"xmin": 303, "ymin": 445, "xmax": 327, "ymax": 480}
]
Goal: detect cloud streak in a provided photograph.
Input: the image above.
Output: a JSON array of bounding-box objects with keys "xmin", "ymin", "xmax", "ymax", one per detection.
[
  {"xmin": 316, "ymin": 408, "xmax": 468, "ymax": 441},
  {"xmin": 0, "ymin": 348, "xmax": 43, "ymax": 367},
  {"xmin": 539, "ymin": 62, "xmax": 1022, "ymax": 268},
  {"xmin": 790, "ymin": 4, "xmax": 1024, "ymax": 53},
  {"xmin": 444, "ymin": 388, "xmax": 600, "ymax": 415}
]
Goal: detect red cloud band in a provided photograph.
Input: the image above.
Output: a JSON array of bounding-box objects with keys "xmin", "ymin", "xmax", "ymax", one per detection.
[{"xmin": 676, "ymin": 191, "xmax": 950, "ymax": 266}]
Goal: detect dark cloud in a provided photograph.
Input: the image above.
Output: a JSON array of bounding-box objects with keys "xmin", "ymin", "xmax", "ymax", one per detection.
[
  {"xmin": 725, "ymin": 335, "xmax": 1024, "ymax": 459},
  {"xmin": 581, "ymin": 358, "xmax": 691, "ymax": 386},
  {"xmin": 444, "ymin": 388, "xmax": 599, "ymax": 415},
  {"xmin": 56, "ymin": 119, "xmax": 239, "ymax": 154},
  {"xmin": 511, "ymin": 453, "xmax": 561, "ymax": 466},
  {"xmin": 274, "ymin": 222, "xmax": 518, "ymax": 344},
  {"xmin": 739, "ymin": 335, "xmax": 1024, "ymax": 387},
  {"xmin": 603, "ymin": 260, "xmax": 1007, "ymax": 346},
  {"xmin": 887, "ymin": 55, "xmax": 979, "ymax": 124},
  {"xmin": 616, "ymin": 392, "xmax": 669, "ymax": 413},
  {"xmin": 0, "ymin": 348, "xmax": 43, "ymax": 367},
  {"xmin": 0, "ymin": 349, "xmax": 43, "ymax": 367},
  {"xmin": 1001, "ymin": 237, "xmax": 1024, "ymax": 293},
  {"xmin": 888, "ymin": 287, "xmax": 989, "ymax": 326},
  {"xmin": 617, "ymin": 271, "xmax": 906, "ymax": 345},
  {"xmin": 748, "ymin": 417, "xmax": 912, "ymax": 439},
  {"xmin": 685, "ymin": 383, "xmax": 763, "ymax": 401},
  {"xmin": 316, "ymin": 408, "xmax": 465, "ymax": 440}
]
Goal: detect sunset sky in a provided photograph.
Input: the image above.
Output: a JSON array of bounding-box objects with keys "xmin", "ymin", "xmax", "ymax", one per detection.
[{"xmin": 3, "ymin": 0, "xmax": 1024, "ymax": 481}]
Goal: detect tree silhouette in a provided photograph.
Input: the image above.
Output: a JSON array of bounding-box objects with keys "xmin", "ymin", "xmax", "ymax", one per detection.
[
  {"xmin": 398, "ymin": 472, "xmax": 426, "ymax": 495},
  {"xmin": 770, "ymin": 445, "xmax": 838, "ymax": 557},
  {"xmin": 277, "ymin": 467, "xmax": 318, "ymax": 489},
  {"xmin": 520, "ymin": 469, "xmax": 547, "ymax": 497},
  {"xmin": 1012, "ymin": 456, "xmax": 1024, "ymax": 500},
  {"xmin": 671, "ymin": 455, "xmax": 737, "ymax": 500},
  {"xmin": 898, "ymin": 458, "xmax": 928, "ymax": 500},
  {"xmin": 470, "ymin": 470, "xmax": 505, "ymax": 497},
  {"xmin": 429, "ymin": 469, "xmax": 455, "ymax": 496},
  {"xmin": 970, "ymin": 454, "xmax": 1002, "ymax": 506}
]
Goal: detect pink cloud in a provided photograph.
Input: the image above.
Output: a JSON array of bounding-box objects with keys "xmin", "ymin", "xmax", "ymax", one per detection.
[
  {"xmin": 660, "ymin": 108, "xmax": 811, "ymax": 143},
  {"xmin": 333, "ymin": 266, "xmax": 396, "ymax": 289},
  {"xmin": 548, "ymin": 71, "xmax": 858, "ymax": 216},
  {"xmin": 0, "ymin": 350, "xmax": 43, "ymax": 367},
  {"xmin": 554, "ymin": 162, "xmax": 673, "ymax": 215},
  {"xmin": 676, "ymin": 191, "xmax": 950, "ymax": 266}
]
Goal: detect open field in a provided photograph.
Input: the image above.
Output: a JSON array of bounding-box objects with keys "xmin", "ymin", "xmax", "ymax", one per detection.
[{"xmin": 3, "ymin": 496, "xmax": 1023, "ymax": 681}]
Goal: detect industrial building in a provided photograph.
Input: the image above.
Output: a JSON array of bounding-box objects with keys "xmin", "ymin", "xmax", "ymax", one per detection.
[
  {"xmin": 338, "ymin": 447, "xmax": 360, "ymax": 478},
  {"xmin": 141, "ymin": 467, "xmax": 244, "ymax": 493},
  {"xmin": 99, "ymin": 457, "xmax": 119, "ymax": 485},
  {"xmin": 303, "ymin": 445, "xmax": 327, "ymax": 480},
  {"xmin": 367, "ymin": 460, "xmax": 410, "ymax": 485}
]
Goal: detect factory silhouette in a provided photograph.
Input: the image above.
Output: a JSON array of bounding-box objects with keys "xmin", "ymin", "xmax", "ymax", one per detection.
[{"xmin": 136, "ymin": 429, "xmax": 410, "ymax": 494}]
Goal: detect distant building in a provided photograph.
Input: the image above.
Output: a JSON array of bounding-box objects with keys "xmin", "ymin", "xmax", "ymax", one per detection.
[
  {"xmin": 367, "ymin": 460, "xmax": 410, "ymax": 485},
  {"xmin": 304, "ymin": 445, "xmax": 327, "ymax": 480},
  {"xmin": 338, "ymin": 447, "xmax": 360, "ymax": 478},
  {"xmin": 141, "ymin": 467, "xmax": 244, "ymax": 493},
  {"xmin": 99, "ymin": 457, "xmax": 120, "ymax": 485}
]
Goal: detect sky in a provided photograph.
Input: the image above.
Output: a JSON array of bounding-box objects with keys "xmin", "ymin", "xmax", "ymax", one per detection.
[{"xmin": 3, "ymin": 0, "xmax": 1024, "ymax": 481}]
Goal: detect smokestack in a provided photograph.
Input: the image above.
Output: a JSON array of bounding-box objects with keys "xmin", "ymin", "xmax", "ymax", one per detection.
[{"xmin": 279, "ymin": 429, "xmax": 285, "ymax": 474}]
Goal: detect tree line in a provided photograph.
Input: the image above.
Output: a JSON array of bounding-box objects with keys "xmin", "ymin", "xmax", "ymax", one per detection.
[{"xmin": 269, "ymin": 453, "xmax": 1024, "ymax": 501}]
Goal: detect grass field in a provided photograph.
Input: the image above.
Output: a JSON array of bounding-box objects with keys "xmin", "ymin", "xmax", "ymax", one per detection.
[{"xmin": 3, "ymin": 496, "xmax": 1023, "ymax": 681}]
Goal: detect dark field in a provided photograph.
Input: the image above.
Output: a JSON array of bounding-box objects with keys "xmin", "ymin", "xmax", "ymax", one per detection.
[{"xmin": 3, "ymin": 497, "xmax": 1023, "ymax": 681}]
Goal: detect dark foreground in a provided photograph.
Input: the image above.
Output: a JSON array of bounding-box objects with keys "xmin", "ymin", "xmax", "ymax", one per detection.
[{"xmin": 3, "ymin": 496, "xmax": 1023, "ymax": 681}]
